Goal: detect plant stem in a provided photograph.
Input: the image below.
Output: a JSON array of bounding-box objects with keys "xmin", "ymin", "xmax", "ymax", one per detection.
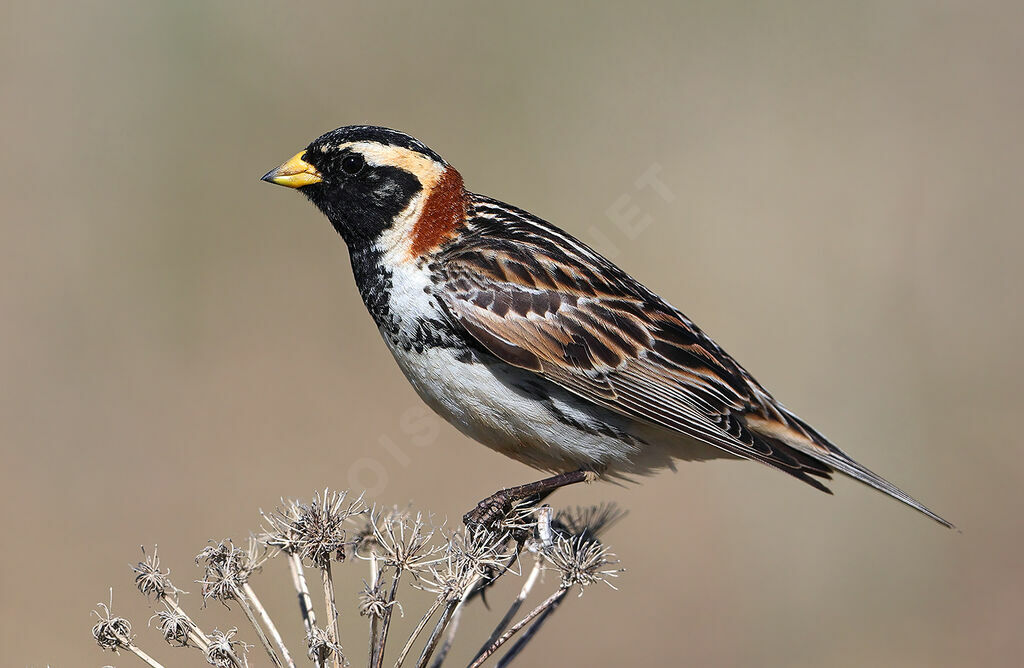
[
  {"xmin": 322, "ymin": 561, "xmax": 343, "ymax": 668},
  {"xmin": 473, "ymin": 556, "xmax": 542, "ymax": 660},
  {"xmin": 394, "ymin": 594, "xmax": 445, "ymax": 667},
  {"xmin": 467, "ymin": 587, "xmax": 570, "ymax": 668},
  {"xmin": 113, "ymin": 630, "xmax": 165, "ymax": 668},
  {"xmin": 287, "ymin": 554, "xmax": 318, "ymax": 626},
  {"xmin": 372, "ymin": 564, "xmax": 404, "ymax": 668},
  {"xmin": 427, "ymin": 595, "xmax": 465, "ymax": 668},
  {"xmin": 413, "ymin": 599, "xmax": 457, "ymax": 668},
  {"xmin": 495, "ymin": 586, "xmax": 566, "ymax": 667},
  {"xmin": 243, "ymin": 582, "xmax": 296, "ymax": 668},
  {"xmin": 234, "ymin": 584, "xmax": 285, "ymax": 667},
  {"xmin": 418, "ymin": 579, "xmax": 477, "ymax": 668},
  {"xmin": 368, "ymin": 554, "xmax": 380, "ymax": 668},
  {"xmin": 288, "ymin": 553, "xmax": 326, "ymax": 668}
]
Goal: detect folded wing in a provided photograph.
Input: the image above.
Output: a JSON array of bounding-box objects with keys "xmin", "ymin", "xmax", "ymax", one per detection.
[{"xmin": 435, "ymin": 200, "xmax": 952, "ymax": 527}]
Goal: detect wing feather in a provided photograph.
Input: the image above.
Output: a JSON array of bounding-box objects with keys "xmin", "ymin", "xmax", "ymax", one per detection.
[
  {"xmin": 434, "ymin": 196, "xmax": 953, "ymax": 527},
  {"xmin": 437, "ymin": 207, "xmax": 829, "ymax": 487}
]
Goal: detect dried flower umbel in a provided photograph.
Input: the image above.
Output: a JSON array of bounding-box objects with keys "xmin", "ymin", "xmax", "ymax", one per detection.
[
  {"xmin": 92, "ymin": 590, "xmax": 164, "ymax": 668},
  {"xmin": 206, "ymin": 628, "xmax": 251, "ymax": 667},
  {"xmin": 133, "ymin": 546, "xmax": 184, "ymax": 601},
  {"xmin": 260, "ymin": 489, "xmax": 367, "ymax": 667},
  {"xmin": 93, "ymin": 489, "xmax": 624, "ymax": 668},
  {"xmin": 262, "ymin": 489, "xmax": 366, "ymax": 566},
  {"xmin": 544, "ymin": 531, "xmax": 622, "ymax": 592},
  {"xmin": 151, "ymin": 608, "xmax": 191, "ymax": 646}
]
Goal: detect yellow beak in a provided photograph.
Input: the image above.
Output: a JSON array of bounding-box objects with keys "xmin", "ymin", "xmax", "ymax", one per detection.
[{"xmin": 261, "ymin": 151, "xmax": 323, "ymax": 188}]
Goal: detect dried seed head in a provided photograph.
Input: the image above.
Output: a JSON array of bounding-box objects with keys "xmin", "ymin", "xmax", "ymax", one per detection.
[
  {"xmin": 495, "ymin": 497, "xmax": 542, "ymax": 535},
  {"xmin": 450, "ymin": 524, "xmax": 515, "ymax": 577},
  {"xmin": 91, "ymin": 592, "xmax": 133, "ymax": 651},
  {"xmin": 544, "ymin": 533, "xmax": 622, "ymax": 594},
  {"xmin": 132, "ymin": 545, "xmax": 183, "ymax": 601},
  {"xmin": 259, "ymin": 497, "xmax": 305, "ymax": 554},
  {"xmin": 206, "ymin": 627, "xmax": 249, "ymax": 667},
  {"xmin": 363, "ymin": 507, "xmax": 440, "ymax": 571},
  {"xmin": 357, "ymin": 579, "xmax": 389, "ymax": 619},
  {"xmin": 260, "ymin": 489, "xmax": 366, "ymax": 567},
  {"xmin": 307, "ymin": 625, "xmax": 344, "ymax": 663},
  {"xmin": 352, "ymin": 505, "xmax": 406, "ymax": 557},
  {"xmin": 418, "ymin": 524, "xmax": 515, "ymax": 599},
  {"xmin": 553, "ymin": 503, "xmax": 626, "ymax": 540},
  {"xmin": 416, "ymin": 563, "xmax": 464, "ymax": 601},
  {"xmin": 357, "ymin": 578, "xmax": 403, "ymax": 619},
  {"xmin": 151, "ymin": 607, "xmax": 191, "ymax": 646},
  {"xmin": 196, "ymin": 538, "xmax": 263, "ymax": 603}
]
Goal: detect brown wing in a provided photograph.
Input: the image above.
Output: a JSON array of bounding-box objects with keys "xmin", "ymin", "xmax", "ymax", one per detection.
[
  {"xmin": 436, "ymin": 202, "xmax": 836, "ymax": 489},
  {"xmin": 434, "ymin": 197, "xmax": 953, "ymax": 527}
]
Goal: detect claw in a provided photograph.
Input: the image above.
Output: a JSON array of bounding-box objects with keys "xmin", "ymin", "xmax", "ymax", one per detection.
[{"xmin": 463, "ymin": 494, "xmax": 513, "ymax": 530}]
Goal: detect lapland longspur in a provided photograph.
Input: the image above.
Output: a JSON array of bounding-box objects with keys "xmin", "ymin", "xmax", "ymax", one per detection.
[{"xmin": 263, "ymin": 125, "xmax": 952, "ymax": 529}]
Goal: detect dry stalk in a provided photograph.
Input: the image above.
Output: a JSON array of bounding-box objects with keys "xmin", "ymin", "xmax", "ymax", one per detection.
[
  {"xmin": 287, "ymin": 553, "xmax": 318, "ymax": 632},
  {"xmin": 474, "ymin": 555, "xmax": 543, "ymax": 659},
  {"xmin": 413, "ymin": 597, "xmax": 460, "ymax": 668},
  {"xmin": 371, "ymin": 564, "xmax": 404, "ymax": 668},
  {"xmin": 243, "ymin": 581, "xmax": 296, "ymax": 667},
  {"xmin": 93, "ymin": 490, "xmax": 623, "ymax": 668},
  {"xmin": 235, "ymin": 587, "xmax": 286, "ymax": 667},
  {"xmin": 466, "ymin": 587, "xmax": 570, "ymax": 668},
  {"xmin": 392, "ymin": 592, "xmax": 446, "ymax": 667},
  {"xmin": 321, "ymin": 561, "xmax": 343, "ymax": 668},
  {"xmin": 368, "ymin": 553, "xmax": 381, "ymax": 667},
  {"xmin": 427, "ymin": 594, "xmax": 465, "ymax": 668}
]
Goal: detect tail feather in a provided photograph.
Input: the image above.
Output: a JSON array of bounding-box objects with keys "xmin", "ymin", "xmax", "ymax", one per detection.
[
  {"xmin": 749, "ymin": 410, "xmax": 955, "ymax": 529},
  {"xmin": 808, "ymin": 445, "xmax": 954, "ymax": 529},
  {"xmin": 742, "ymin": 430, "xmax": 835, "ymax": 494}
]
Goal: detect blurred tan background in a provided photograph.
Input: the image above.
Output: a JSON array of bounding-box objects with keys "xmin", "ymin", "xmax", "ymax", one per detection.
[{"xmin": 3, "ymin": 2, "xmax": 1022, "ymax": 666}]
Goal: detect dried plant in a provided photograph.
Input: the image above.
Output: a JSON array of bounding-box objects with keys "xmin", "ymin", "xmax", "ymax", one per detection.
[{"xmin": 92, "ymin": 489, "xmax": 624, "ymax": 667}]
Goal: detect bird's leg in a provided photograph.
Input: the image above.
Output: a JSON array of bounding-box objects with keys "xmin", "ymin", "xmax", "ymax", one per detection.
[{"xmin": 463, "ymin": 469, "xmax": 598, "ymax": 529}]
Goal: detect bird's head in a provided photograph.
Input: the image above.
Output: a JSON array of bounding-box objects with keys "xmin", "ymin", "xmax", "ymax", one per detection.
[{"xmin": 262, "ymin": 125, "xmax": 466, "ymax": 256}]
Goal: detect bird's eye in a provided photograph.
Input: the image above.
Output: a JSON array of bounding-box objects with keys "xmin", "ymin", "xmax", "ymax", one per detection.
[{"xmin": 341, "ymin": 154, "xmax": 365, "ymax": 176}]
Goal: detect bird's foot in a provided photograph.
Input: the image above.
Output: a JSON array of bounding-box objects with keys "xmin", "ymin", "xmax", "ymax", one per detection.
[
  {"xmin": 463, "ymin": 468, "xmax": 598, "ymax": 531},
  {"xmin": 463, "ymin": 492, "xmax": 515, "ymax": 531}
]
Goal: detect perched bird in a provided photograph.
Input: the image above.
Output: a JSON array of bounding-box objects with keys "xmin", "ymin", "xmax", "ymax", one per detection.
[{"xmin": 262, "ymin": 125, "xmax": 952, "ymax": 528}]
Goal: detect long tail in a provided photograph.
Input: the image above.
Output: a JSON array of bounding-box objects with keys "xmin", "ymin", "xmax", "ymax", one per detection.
[{"xmin": 747, "ymin": 409, "xmax": 955, "ymax": 529}]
